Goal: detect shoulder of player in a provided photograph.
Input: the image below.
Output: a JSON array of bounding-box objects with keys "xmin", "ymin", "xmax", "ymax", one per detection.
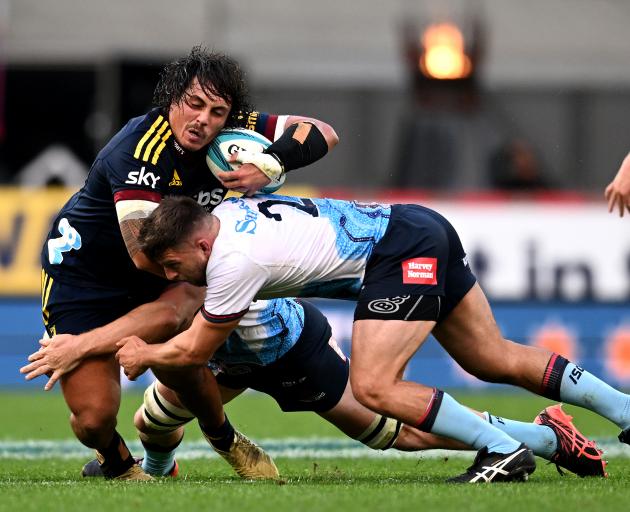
[
  {"xmin": 99, "ymin": 109, "xmax": 175, "ymax": 169},
  {"xmin": 231, "ymin": 110, "xmax": 285, "ymax": 141}
]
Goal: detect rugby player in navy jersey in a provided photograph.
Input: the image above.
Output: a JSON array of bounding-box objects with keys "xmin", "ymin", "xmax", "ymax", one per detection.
[{"xmin": 20, "ymin": 46, "xmax": 338, "ymax": 480}]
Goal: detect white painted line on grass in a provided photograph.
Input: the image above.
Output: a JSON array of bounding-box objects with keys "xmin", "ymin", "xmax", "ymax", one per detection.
[{"xmin": 1, "ymin": 438, "xmax": 629, "ymax": 459}]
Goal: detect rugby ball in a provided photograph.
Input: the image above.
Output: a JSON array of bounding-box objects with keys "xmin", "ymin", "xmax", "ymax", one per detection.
[{"xmin": 206, "ymin": 128, "xmax": 285, "ymax": 194}]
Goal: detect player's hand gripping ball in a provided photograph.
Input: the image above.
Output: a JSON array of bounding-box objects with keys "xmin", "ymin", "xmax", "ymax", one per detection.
[{"xmin": 206, "ymin": 128, "xmax": 286, "ymax": 193}]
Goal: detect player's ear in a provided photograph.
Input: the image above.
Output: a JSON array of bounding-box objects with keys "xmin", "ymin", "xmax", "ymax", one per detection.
[{"xmin": 198, "ymin": 238, "xmax": 212, "ymax": 256}]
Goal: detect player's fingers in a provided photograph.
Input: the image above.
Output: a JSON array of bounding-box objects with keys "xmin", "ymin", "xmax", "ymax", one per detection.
[
  {"xmin": 216, "ymin": 170, "xmax": 238, "ymax": 183},
  {"xmin": 39, "ymin": 338, "xmax": 50, "ymax": 347},
  {"xmin": 605, "ymin": 183, "xmax": 613, "ymax": 200},
  {"xmin": 19, "ymin": 361, "xmax": 36, "ymax": 374},
  {"xmin": 26, "ymin": 351, "xmax": 44, "ymax": 362},
  {"xmin": 44, "ymin": 371, "xmax": 61, "ymax": 391},
  {"xmin": 607, "ymin": 192, "xmax": 619, "ymax": 214},
  {"xmin": 223, "ymin": 180, "xmax": 241, "ymax": 189},
  {"xmin": 24, "ymin": 364, "xmax": 50, "ymax": 381},
  {"xmin": 618, "ymin": 197, "xmax": 625, "ymax": 217}
]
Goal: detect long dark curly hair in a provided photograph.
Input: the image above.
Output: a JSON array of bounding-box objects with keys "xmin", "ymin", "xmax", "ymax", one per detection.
[{"xmin": 152, "ymin": 46, "xmax": 253, "ymax": 127}]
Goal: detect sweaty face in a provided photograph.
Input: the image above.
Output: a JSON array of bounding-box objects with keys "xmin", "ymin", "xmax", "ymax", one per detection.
[
  {"xmin": 159, "ymin": 243, "xmax": 207, "ymax": 287},
  {"xmin": 168, "ymin": 78, "xmax": 231, "ymax": 152}
]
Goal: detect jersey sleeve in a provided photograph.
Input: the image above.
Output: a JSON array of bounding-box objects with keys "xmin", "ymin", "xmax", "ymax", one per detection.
[
  {"xmin": 201, "ymin": 251, "xmax": 269, "ymax": 323},
  {"xmin": 232, "ymin": 110, "xmax": 287, "ymax": 142}
]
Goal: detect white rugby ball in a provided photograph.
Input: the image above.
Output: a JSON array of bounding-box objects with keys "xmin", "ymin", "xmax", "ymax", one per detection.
[{"xmin": 206, "ymin": 128, "xmax": 285, "ymax": 194}]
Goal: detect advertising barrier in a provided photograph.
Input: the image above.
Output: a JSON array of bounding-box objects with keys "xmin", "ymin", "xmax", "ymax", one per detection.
[
  {"xmin": 2, "ymin": 298, "xmax": 629, "ymax": 389},
  {"xmin": 0, "ymin": 187, "xmax": 628, "ymax": 389}
]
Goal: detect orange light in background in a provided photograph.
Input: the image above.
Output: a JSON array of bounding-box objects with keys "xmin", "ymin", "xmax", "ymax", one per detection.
[
  {"xmin": 419, "ymin": 23, "xmax": 472, "ymax": 80},
  {"xmin": 530, "ymin": 323, "xmax": 579, "ymax": 362},
  {"xmin": 604, "ymin": 327, "xmax": 630, "ymax": 382}
]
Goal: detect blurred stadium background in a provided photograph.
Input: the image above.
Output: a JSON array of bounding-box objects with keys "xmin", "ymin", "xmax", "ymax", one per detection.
[{"xmin": 2, "ymin": 0, "xmax": 630, "ymax": 392}]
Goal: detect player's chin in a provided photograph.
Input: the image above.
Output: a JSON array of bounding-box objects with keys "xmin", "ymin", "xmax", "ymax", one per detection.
[{"xmin": 190, "ymin": 275, "xmax": 207, "ymax": 287}]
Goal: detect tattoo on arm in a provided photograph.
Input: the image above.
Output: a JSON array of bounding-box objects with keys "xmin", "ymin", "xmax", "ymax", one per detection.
[{"xmin": 120, "ymin": 218, "xmax": 145, "ymax": 259}]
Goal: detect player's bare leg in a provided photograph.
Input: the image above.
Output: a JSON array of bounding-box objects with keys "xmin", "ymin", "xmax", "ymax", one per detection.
[
  {"xmin": 319, "ymin": 379, "xmax": 467, "ymax": 451},
  {"xmin": 433, "ymin": 282, "xmax": 630, "ymax": 442},
  {"xmin": 61, "ymin": 354, "xmax": 151, "ymax": 480},
  {"xmin": 432, "ymin": 283, "xmax": 550, "ymax": 390},
  {"xmin": 350, "ymin": 318, "xmax": 535, "ymax": 482}
]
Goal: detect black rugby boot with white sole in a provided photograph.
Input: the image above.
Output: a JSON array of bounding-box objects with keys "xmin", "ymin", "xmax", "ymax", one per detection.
[{"xmin": 447, "ymin": 443, "xmax": 536, "ymax": 483}]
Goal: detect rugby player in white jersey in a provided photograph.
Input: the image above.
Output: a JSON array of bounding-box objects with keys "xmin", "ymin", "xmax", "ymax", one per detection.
[{"xmin": 116, "ymin": 195, "xmax": 624, "ymax": 482}]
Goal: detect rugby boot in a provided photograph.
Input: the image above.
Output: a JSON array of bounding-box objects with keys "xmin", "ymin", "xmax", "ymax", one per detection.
[
  {"xmin": 82, "ymin": 455, "xmax": 170, "ymax": 480},
  {"xmin": 619, "ymin": 426, "xmax": 630, "ymax": 446},
  {"xmin": 209, "ymin": 429, "xmax": 279, "ymax": 479},
  {"xmin": 534, "ymin": 404, "xmax": 607, "ymax": 477},
  {"xmin": 447, "ymin": 443, "xmax": 536, "ymax": 483}
]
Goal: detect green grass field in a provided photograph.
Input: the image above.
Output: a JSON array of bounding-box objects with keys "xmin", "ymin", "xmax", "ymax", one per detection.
[{"xmin": 1, "ymin": 389, "xmax": 629, "ymax": 512}]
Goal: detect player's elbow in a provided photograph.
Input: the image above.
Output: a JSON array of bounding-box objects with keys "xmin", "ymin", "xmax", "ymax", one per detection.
[
  {"xmin": 157, "ymin": 303, "xmax": 190, "ymax": 337},
  {"xmin": 321, "ymin": 123, "xmax": 340, "ymax": 150},
  {"xmin": 180, "ymin": 348, "xmax": 210, "ymax": 367}
]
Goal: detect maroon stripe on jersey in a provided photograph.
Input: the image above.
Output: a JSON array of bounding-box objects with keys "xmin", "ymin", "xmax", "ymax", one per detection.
[
  {"xmin": 200, "ymin": 306, "xmax": 248, "ymax": 324},
  {"xmin": 113, "ymin": 190, "xmax": 162, "ymax": 203},
  {"xmin": 262, "ymin": 114, "xmax": 279, "ymax": 141}
]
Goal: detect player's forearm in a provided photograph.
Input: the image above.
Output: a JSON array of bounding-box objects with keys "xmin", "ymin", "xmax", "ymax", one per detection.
[
  {"xmin": 264, "ymin": 119, "xmax": 339, "ymax": 176},
  {"xmin": 80, "ymin": 301, "xmax": 187, "ymax": 358},
  {"xmin": 140, "ymin": 337, "xmax": 210, "ymax": 370},
  {"xmin": 139, "ymin": 314, "xmax": 234, "ymax": 370}
]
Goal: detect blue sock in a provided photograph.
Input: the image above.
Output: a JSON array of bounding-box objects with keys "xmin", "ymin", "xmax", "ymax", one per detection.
[
  {"xmin": 422, "ymin": 391, "xmax": 521, "ymax": 454},
  {"xmin": 484, "ymin": 412, "xmax": 557, "ymax": 459},
  {"xmin": 141, "ymin": 443, "xmax": 177, "ymax": 476},
  {"xmin": 560, "ymin": 363, "xmax": 630, "ymax": 429}
]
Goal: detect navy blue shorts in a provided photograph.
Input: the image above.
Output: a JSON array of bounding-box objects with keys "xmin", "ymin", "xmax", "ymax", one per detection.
[
  {"xmin": 41, "ymin": 268, "xmax": 170, "ymax": 336},
  {"xmin": 215, "ymin": 301, "xmax": 349, "ymax": 413},
  {"xmin": 358, "ymin": 204, "xmax": 477, "ymax": 322}
]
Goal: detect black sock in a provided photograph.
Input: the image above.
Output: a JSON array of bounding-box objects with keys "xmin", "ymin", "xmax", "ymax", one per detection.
[
  {"xmin": 140, "ymin": 432, "xmax": 184, "ymax": 454},
  {"xmin": 201, "ymin": 415, "xmax": 235, "ymax": 452},
  {"xmin": 98, "ymin": 431, "xmax": 135, "ymax": 478}
]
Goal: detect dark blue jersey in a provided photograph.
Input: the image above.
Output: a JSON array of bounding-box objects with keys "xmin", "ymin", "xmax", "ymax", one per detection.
[{"xmin": 41, "ymin": 107, "xmax": 281, "ymax": 291}]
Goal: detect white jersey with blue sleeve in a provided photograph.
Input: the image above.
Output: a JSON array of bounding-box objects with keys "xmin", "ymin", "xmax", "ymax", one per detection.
[
  {"xmin": 202, "ymin": 195, "xmax": 391, "ymax": 322},
  {"xmin": 212, "ymin": 298, "xmax": 305, "ymax": 366}
]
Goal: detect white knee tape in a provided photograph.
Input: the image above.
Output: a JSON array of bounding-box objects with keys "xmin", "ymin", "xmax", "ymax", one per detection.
[
  {"xmin": 141, "ymin": 381, "xmax": 195, "ymax": 431},
  {"xmin": 356, "ymin": 415, "xmax": 402, "ymax": 450}
]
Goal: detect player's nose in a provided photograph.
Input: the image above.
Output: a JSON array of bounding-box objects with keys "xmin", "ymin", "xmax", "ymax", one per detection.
[
  {"xmin": 164, "ymin": 269, "xmax": 179, "ymax": 281},
  {"xmin": 196, "ymin": 107, "xmax": 211, "ymax": 126}
]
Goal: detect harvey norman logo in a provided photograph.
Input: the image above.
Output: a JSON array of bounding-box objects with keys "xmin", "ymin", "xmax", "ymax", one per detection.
[{"xmin": 402, "ymin": 257, "xmax": 437, "ymax": 285}]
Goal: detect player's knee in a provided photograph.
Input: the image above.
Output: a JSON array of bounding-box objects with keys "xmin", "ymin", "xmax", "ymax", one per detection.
[
  {"xmin": 351, "ymin": 375, "xmax": 390, "ymax": 414},
  {"xmin": 133, "ymin": 406, "xmax": 148, "ymax": 433},
  {"xmin": 140, "ymin": 381, "xmax": 194, "ymax": 433},
  {"xmin": 355, "ymin": 414, "xmax": 402, "ymax": 450},
  {"xmin": 70, "ymin": 409, "xmax": 117, "ymax": 447}
]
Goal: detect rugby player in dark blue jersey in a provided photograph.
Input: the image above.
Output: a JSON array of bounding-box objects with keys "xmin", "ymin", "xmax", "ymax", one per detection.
[{"xmin": 20, "ymin": 46, "xmax": 338, "ymax": 480}]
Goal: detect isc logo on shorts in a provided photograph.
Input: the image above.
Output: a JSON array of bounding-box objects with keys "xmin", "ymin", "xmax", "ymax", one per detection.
[{"xmin": 402, "ymin": 257, "xmax": 437, "ymax": 285}]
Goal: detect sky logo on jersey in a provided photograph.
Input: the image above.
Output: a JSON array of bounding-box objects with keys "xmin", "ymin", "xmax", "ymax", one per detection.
[
  {"xmin": 402, "ymin": 257, "xmax": 438, "ymax": 285},
  {"xmin": 235, "ymin": 199, "xmax": 259, "ymax": 234},
  {"xmin": 125, "ymin": 167, "xmax": 160, "ymax": 188},
  {"xmin": 47, "ymin": 218, "xmax": 82, "ymax": 264}
]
